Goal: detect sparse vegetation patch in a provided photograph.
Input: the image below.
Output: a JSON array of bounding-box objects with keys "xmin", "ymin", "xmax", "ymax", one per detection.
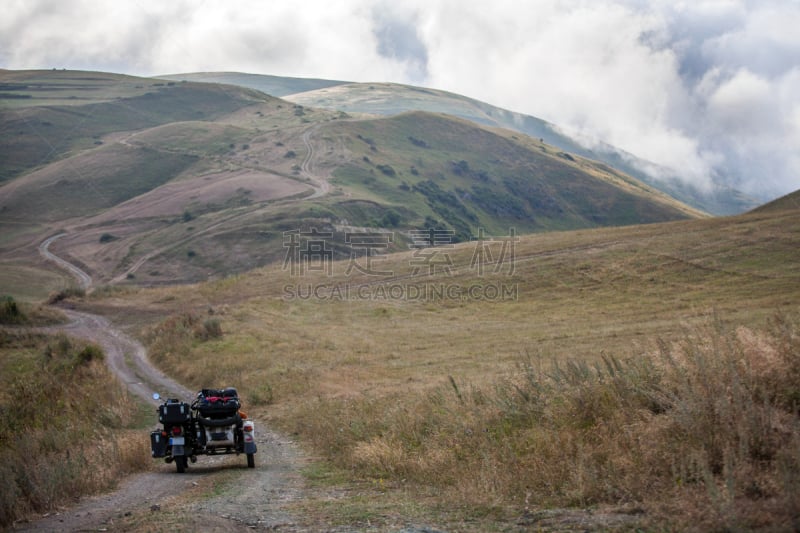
[
  {"xmin": 0, "ymin": 295, "xmax": 25, "ymax": 324},
  {"xmin": 145, "ymin": 311, "xmax": 224, "ymax": 365},
  {"xmin": 47, "ymin": 285, "xmax": 86, "ymax": 304}
]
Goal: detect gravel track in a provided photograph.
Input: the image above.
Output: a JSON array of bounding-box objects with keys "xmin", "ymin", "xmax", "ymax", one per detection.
[{"xmin": 15, "ymin": 236, "xmax": 310, "ymax": 531}]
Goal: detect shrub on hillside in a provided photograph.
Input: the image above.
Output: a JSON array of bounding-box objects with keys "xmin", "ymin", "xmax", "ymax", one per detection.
[
  {"xmin": 376, "ymin": 164, "xmax": 396, "ymax": 177},
  {"xmin": 144, "ymin": 312, "xmax": 224, "ymax": 363},
  {"xmin": 47, "ymin": 286, "xmax": 85, "ymax": 304},
  {"xmin": 200, "ymin": 317, "xmax": 223, "ymax": 340},
  {"xmin": 0, "ymin": 296, "xmax": 25, "ymax": 325}
]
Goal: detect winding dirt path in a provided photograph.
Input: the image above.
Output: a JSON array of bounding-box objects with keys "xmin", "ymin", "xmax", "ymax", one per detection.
[
  {"xmin": 38, "ymin": 234, "xmax": 92, "ymax": 291},
  {"xmin": 301, "ymin": 126, "xmax": 331, "ymax": 200},
  {"xmin": 107, "ymin": 124, "xmax": 331, "ymax": 283},
  {"xmin": 17, "ymin": 237, "xmax": 309, "ymax": 531}
]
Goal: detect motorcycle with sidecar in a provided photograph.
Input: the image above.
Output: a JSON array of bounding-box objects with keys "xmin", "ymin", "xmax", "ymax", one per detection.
[{"xmin": 150, "ymin": 387, "xmax": 256, "ymax": 472}]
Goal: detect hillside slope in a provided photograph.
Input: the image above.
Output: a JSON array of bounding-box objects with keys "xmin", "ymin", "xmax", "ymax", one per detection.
[
  {"xmin": 319, "ymin": 111, "xmax": 700, "ymax": 238},
  {"xmin": 165, "ymin": 72, "xmax": 758, "ymax": 215},
  {"xmin": 1, "ymin": 69, "xmax": 701, "ymax": 290},
  {"xmin": 0, "ymin": 70, "xmax": 271, "ymax": 184},
  {"xmin": 751, "ymin": 188, "xmax": 800, "ymax": 213},
  {"xmin": 158, "ymin": 71, "xmax": 347, "ymax": 97}
]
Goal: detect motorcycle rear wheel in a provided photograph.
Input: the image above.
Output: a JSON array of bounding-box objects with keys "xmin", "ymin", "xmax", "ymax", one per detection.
[{"xmin": 175, "ymin": 455, "xmax": 188, "ymax": 473}]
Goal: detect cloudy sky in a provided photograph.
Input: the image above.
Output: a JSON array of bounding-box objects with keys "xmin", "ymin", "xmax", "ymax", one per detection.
[{"xmin": 2, "ymin": 0, "xmax": 799, "ymax": 200}]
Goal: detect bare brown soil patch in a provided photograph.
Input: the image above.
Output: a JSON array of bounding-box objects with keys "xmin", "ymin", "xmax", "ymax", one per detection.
[{"xmin": 91, "ymin": 168, "xmax": 309, "ymax": 221}]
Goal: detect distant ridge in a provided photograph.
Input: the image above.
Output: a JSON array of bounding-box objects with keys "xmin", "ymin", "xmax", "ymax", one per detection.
[
  {"xmin": 751, "ymin": 189, "xmax": 800, "ymax": 213},
  {"xmin": 158, "ymin": 71, "xmax": 347, "ymax": 97},
  {"xmin": 164, "ymin": 72, "xmax": 759, "ymax": 216}
]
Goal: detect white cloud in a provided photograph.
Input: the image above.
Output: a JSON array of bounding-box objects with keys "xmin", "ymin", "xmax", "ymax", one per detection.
[
  {"xmin": 707, "ymin": 69, "xmax": 774, "ymax": 136},
  {"xmin": 417, "ymin": 1, "xmax": 718, "ymax": 186}
]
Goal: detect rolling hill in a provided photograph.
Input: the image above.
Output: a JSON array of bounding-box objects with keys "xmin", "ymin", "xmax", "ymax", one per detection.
[
  {"xmin": 0, "ymin": 70, "xmax": 271, "ymax": 184},
  {"xmin": 1, "ymin": 68, "xmax": 701, "ymax": 293},
  {"xmin": 161, "ymin": 72, "xmax": 759, "ymax": 215},
  {"xmin": 157, "ymin": 71, "xmax": 347, "ymax": 97}
]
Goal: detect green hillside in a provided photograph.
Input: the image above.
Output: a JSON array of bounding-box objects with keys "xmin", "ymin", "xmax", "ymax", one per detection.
[
  {"xmin": 0, "ymin": 144, "xmax": 197, "ymax": 222},
  {"xmin": 0, "ymin": 69, "xmax": 702, "ymax": 287},
  {"xmin": 282, "ymin": 79, "xmax": 759, "ymax": 215},
  {"xmin": 169, "ymin": 72, "xmax": 757, "ymax": 214},
  {"xmin": 322, "ymin": 112, "xmax": 698, "ymax": 238},
  {"xmin": 0, "ymin": 70, "xmax": 269, "ymax": 183}
]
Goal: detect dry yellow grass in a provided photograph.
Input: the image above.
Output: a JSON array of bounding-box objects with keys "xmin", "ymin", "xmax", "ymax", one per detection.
[
  {"xmin": 82, "ymin": 206, "xmax": 800, "ymax": 529},
  {"xmin": 0, "ymin": 331, "xmax": 150, "ymax": 528}
]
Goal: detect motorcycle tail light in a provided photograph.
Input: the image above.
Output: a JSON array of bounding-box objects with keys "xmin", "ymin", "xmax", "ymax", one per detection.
[
  {"xmin": 171, "ymin": 426, "xmax": 182, "ymax": 436},
  {"xmin": 243, "ymin": 421, "xmax": 254, "ymax": 433}
]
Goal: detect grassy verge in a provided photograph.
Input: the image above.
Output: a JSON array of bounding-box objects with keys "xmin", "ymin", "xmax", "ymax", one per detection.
[{"xmin": 0, "ymin": 330, "xmax": 151, "ymax": 528}]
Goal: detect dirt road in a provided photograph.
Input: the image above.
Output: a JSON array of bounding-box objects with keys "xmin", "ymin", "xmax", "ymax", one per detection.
[
  {"xmin": 17, "ymin": 237, "xmax": 310, "ymax": 531},
  {"xmin": 38, "ymin": 234, "xmax": 92, "ymax": 291}
]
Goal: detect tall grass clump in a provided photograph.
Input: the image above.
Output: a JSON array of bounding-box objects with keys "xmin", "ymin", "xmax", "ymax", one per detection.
[
  {"xmin": 0, "ymin": 331, "xmax": 150, "ymax": 528},
  {"xmin": 292, "ymin": 313, "xmax": 800, "ymax": 531},
  {"xmin": 0, "ymin": 296, "xmax": 26, "ymax": 324},
  {"xmin": 143, "ymin": 312, "xmax": 226, "ymax": 386},
  {"xmin": 0, "ymin": 297, "xmax": 65, "ymax": 326},
  {"xmin": 144, "ymin": 312, "xmax": 223, "ymax": 361}
]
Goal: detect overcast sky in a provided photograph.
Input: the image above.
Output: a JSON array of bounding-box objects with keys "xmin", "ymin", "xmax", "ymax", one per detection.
[{"xmin": 2, "ymin": 0, "xmax": 799, "ymax": 200}]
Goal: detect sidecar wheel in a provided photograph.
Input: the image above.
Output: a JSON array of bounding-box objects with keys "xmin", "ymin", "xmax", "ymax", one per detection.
[{"xmin": 247, "ymin": 453, "xmax": 255, "ymax": 468}]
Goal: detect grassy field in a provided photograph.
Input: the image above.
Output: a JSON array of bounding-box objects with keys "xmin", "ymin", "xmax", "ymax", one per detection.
[
  {"xmin": 0, "ymin": 263, "xmax": 69, "ymax": 302},
  {"xmin": 72, "ymin": 203, "xmax": 800, "ymax": 530}
]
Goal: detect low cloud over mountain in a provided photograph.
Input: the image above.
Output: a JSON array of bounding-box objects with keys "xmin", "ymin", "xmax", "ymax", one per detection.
[{"xmin": 2, "ymin": 0, "xmax": 798, "ymax": 200}]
